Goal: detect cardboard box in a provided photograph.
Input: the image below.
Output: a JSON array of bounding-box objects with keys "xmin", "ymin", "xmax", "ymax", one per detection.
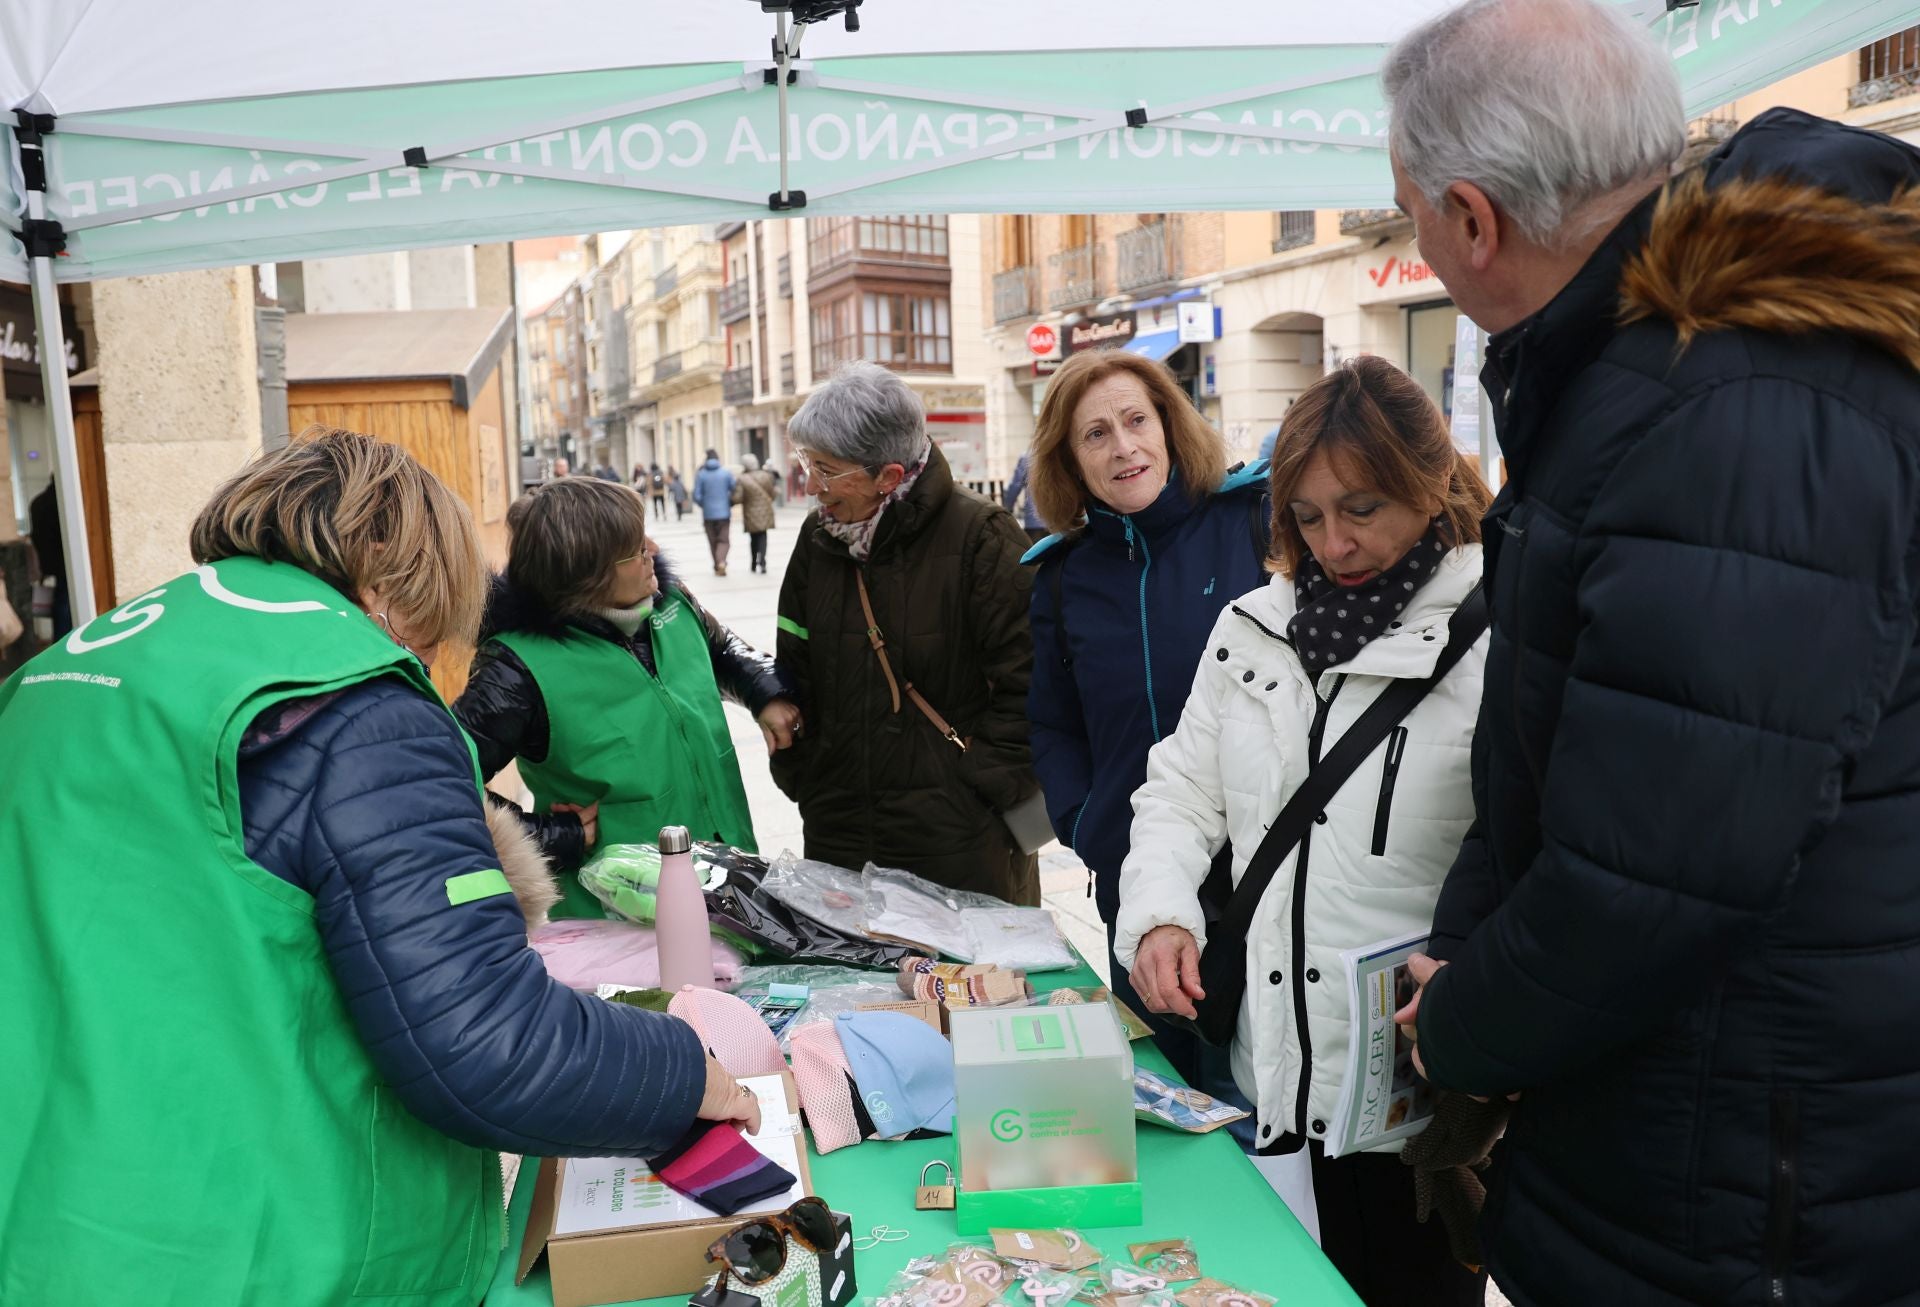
[
  {"xmin": 517, "ymin": 1072, "xmax": 815, "ymax": 1307},
  {"xmin": 856, "ymin": 997, "xmax": 947, "ymax": 1036}
]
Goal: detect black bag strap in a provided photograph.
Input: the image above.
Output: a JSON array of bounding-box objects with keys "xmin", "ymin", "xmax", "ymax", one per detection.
[{"xmin": 1216, "ymin": 582, "xmax": 1488, "ymax": 945}]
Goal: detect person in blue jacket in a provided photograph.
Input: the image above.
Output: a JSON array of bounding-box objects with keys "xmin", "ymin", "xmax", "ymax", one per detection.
[
  {"xmin": 1024, "ymin": 349, "xmax": 1270, "ymax": 1086},
  {"xmin": 692, "ymin": 449, "xmax": 737, "ymax": 575}
]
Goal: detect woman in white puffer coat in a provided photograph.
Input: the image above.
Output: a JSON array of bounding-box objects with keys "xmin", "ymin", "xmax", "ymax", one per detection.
[{"xmin": 1114, "ymin": 357, "xmax": 1492, "ymax": 1307}]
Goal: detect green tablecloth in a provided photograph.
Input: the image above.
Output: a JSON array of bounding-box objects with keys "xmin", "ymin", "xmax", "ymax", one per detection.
[{"xmin": 487, "ymin": 965, "xmax": 1359, "ymax": 1307}]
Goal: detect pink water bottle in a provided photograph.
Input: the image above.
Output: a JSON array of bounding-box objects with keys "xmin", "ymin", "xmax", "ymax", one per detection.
[{"xmin": 654, "ymin": 825, "xmax": 714, "ymax": 990}]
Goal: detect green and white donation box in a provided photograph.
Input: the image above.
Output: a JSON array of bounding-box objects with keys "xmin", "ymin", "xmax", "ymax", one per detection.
[{"xmin": 949, "ymin": 1004, "xmax": 1140, "ymax": 1232}]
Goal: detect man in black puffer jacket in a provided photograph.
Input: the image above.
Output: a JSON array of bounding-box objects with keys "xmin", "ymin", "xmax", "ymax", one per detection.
[{"xmin": 1383, "ymin": 3, "xmax": 1920, "ymax": 1304}]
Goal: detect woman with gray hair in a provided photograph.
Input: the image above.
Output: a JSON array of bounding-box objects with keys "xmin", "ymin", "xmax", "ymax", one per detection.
[{"xmin": 771, "ymin": 361, "xmax": 1042, "ymax": 904}]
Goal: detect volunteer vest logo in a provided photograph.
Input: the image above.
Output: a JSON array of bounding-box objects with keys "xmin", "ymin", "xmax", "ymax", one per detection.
[
  {"xmin": 651, "ymin": 598, "xmax": 683, "ymax": 629},
  {"xmin": 64, "ymin": 564, "xmax": 334, "ymax": 655},
  {"xmin": 989, "ymin": 1109, "xmax": 1024, "ymax": 1143}
]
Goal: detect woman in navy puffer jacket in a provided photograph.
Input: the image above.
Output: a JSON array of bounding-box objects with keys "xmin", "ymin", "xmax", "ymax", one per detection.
[{"xmin": 1025, "ymin": 351, "xmax": 1269, "ymax": 1083}]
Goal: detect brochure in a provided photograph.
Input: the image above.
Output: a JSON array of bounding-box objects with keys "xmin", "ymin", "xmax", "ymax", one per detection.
[
  {"xmin": 1324, "ymin": 931, "xmax": 1435, "ymax": 1159},
  {"xmin": 552, "ymin": 1074, "xmax": 804, "ymax": 1235}
]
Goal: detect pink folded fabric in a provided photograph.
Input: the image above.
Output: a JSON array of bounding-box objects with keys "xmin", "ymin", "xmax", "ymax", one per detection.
[{"xmin": 530, "ymin": 919, "xmax": 744, "ymax": 991}]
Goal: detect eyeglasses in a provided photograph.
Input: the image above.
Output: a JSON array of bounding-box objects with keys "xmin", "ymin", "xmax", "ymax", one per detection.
[
  {"xmin": 795, "ymin": 451, "xmax": 873, "ymax": 488},
  {"xmin": 705, "ymin": 1197, "xmax": 839, "ymax": 1287}
]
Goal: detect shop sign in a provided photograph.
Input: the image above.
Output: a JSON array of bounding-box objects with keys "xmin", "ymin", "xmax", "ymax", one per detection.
[
  {"xmin": 1178, "ymin": 301, "xmax": 1220, "ymax": 343},
  {"xmin": 1025, "ymin": 322, "xmax": 1059, "ymax": 358},
  {"xmin": 0, "ymin": 288, "xmax": 84, "ymax": 377},
  {"xmin": 1359, "ymin": 249, "xmax": 1441, "ymax": 304},
  {"xmin": 1065, "ymin": 312, "xmax": 1136, "ymax": 353}
]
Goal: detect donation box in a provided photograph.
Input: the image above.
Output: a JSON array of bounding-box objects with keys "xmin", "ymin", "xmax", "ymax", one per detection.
[{"xmin": 949, "ymin": 1003, "xmax": 1141, "ymax": 1232}]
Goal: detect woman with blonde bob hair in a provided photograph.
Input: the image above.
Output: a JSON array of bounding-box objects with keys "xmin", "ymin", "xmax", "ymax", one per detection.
[
  {"xmin": 1023, "ymin": 347, "xmax": 1273, "ymax": 1089},
  {"xmin": 0, "ymin": 429, "xmax": 756, "ymax": 1307},
  {"xmin": 1116, "ymin": 357, "xmax": 1493, "ymax": 1305}
]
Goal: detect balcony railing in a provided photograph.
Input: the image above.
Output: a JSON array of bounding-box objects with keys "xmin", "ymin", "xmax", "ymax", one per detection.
[
  {"xmin": 1046, "ymin": 244, "xmax": 1099, "ymax": 311},
  {"xmin": 1116, "ymin": 219, "xmax": 1180, "ymax": 294},
  {"xmin": 780, "ymin": 352, "xmax": 795, "ymax": 394},
  {"xmin": 1273, "ymin": 210, "xmax": 1315, "ymax": 254},
  {"xmin": 654, "ymin": 352, "xmax": 683, "ymax": 384},
  {"xmin": 1340, "ymin": 209, "xmax": 1411, "ymax": 235},
  {"xmin": 993, "ymin": 266, "xmax": 1038, "ymax": 323},
  {"xmin": 1687, "ymin": 104, "xmax": 1739, "ymax": 144},
  {"xmin": 654, "ymin": 265, "xmax": 679, "ymax": 299},
  {"xmin": 777, "ymin": 253, "xmax": 793, "ymax": 298},
  {"xmin": 722, "ymin": 366, "xmax": 754, "ymax": 405},
  {"xmin": 718, "ymin": 280, "xmax": 752, "ymax": 324},
  {"xmin": 1852, "ymin": 28, "xmax": 1920, "ymax": 107}
]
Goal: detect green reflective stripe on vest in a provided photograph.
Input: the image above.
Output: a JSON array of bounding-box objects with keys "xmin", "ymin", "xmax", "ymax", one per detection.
[
  {"xmin": 494, "ymin": 589, "xmax": 758, "ymax": 920},
  {"xmin": 0, "ymin": 557, "xmax": 501, "ymax": 1307},
  {"xmin": 777, "ymin": 615, "xmax": 809, "ymax": 640}
]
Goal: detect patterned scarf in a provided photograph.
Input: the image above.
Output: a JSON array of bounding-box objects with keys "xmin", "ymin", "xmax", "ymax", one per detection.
[
  {"xmin": 819, "ymin": 439, "xmax": 932, "ymax": 562},
  {"xmin": 1287, "ymin": 523, "xmax": 1451, "ymax": 677}
]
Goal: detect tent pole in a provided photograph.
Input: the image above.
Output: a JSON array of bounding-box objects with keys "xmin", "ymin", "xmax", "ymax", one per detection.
[
  {"xmin": 775, "ymin": 11, "xmax": 793, "ymax": 206},
  {"xmin": 14, "ymin": 118, "xmax": 98, "ymax": 627},
  {"xmin": 26, "ymin": 246, "xmax": 95, "ymax": 626}
]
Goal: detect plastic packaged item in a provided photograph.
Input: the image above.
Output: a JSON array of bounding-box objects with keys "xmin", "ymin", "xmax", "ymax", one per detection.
[
  {"xmin": 1047, "ymin": 989, "xmax": 1153, "ymax": 1042},
  {"xmin": 961, "ymin": 908, "xmax": 1075, "ymax": 972},
  {"xmin": 1173, "ymin": 1280, "xmax": 1274, "ymax": 1307},
  {"xmin": 1124, "ymin": 1243, "xmax": 1201, "ymax": 1284},
  {"xmin": 1132, "ymin": 1069, "xmax": 1252, "ymax": 1134},
  {"xmin": 989, "ymin": 1231, "xmax": 1101, "ymax": 1272},
  {"xmin": 705, "ymin": 860, "xmax": 918, "ymax": 970},
  {"xmin": 944, "ymin": 1245, "xmax": 1017, "ymax": 1296},
  {"xmin": 739, "ymin": 963, "xmax": 902, "ymax": 991},
  {"xmin": 529, "ymin": 918, "xmax": 744, "ymax": 991},
  {"xmin": 1082, "ymin": 1260, "xmax": 1174, "ymax": 1307},
  {"xmin": 656, "ymin": 825, "xmax": 715, "ymax": 989},
  {"xmin": 762, "ymin": 852, "xmax": 877, "ymax": 938},
  {"xmin": 995, "ymin": 1267, "xmax": 1082, "ymax": 1307},
  {"xmin": 865, "ymin": 871, "xmax": 968, "ymax": 956},
  {"xmin": 779, "ymin": 983, "xmax": 910, "ymax": 1050}
]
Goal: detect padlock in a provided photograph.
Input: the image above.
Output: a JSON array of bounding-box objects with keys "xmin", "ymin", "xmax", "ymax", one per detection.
[{"xmin": 914, "ymin": 1159, "xmax": 956, "ymax": 1211}]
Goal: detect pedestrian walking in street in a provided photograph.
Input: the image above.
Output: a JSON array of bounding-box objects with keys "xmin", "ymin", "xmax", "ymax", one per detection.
[
  {"xmin": 1120, "ymin": 358, "xmax": 1492, "ymax": 1307},
  {"xmin": 733, "ymin": 451, "xmax": 779, "ymax": 574},
  {"xmin": 1022, "ymin": 348, "xmax": 1272, "ymax": 1090},
  {"xmin": 1382, "ymin": 3, "xmax": 1920, "ymax": 1305},
  {"xmin": 0, "ymin": 431, "xmax": 761, "ymax": 1307},
  {"xmin": 551, "ymin": 456, "xmax": 571, "ymax": 478},
  {"xmin": 593, "ymin": 462, "xmax": 621, "ymax": 483},
  {"xmin": 693, "ymin": 449, "xmax": 736, "ymax": 575},
  {"xmin": 454, "ymin": 476, "xmax": 800, "ymax": 917},
  {"xmin": 773, "ymin": 361, "xmax": 1042, "ymax": 905},
  {"xmin": 999, "ymin": 450, "xmax": 1049, "ymax": 543},
  {"xmin": 668, "ymin": 466, "xmax": 689, "ymax": 520},
  {"xmin": 648, "ymin": 462, "xmax": 667, "ymax": 515}
]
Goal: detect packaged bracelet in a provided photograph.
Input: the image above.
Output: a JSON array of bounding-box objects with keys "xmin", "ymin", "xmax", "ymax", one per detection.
[
  {"xmin": 1124, "ymin": 1241, "xmax": 1202, "ymax": 1284},
  {"xmin": 1173, "ymin": 1279, "xmax": 1274, "ymax": 1307}
]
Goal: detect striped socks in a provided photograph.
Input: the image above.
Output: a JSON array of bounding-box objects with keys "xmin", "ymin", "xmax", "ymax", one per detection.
[{"xmin": 647, "ymin": 1121, "xmax": 797, "ymax": 1216}]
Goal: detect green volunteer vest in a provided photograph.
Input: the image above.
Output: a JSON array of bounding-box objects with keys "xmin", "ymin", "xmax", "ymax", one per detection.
[
  {"xmin": 0, "ymin": 557, "xmax": 502, "ymax": 1307},
  {"xmin": 493, "ymin": 588, "xmax": 757, "ymax": 918}
]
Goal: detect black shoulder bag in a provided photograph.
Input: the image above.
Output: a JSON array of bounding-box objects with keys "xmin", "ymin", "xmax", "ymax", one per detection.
[{"xmin": 1167, "ymin": 583, "xmax": 1488, "ymax": 1047}]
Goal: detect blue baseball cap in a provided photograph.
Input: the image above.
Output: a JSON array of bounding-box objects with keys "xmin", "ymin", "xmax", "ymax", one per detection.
[{"xmin": 835, "ymin": 1011, "xmax": 956, "ymax": 1137}]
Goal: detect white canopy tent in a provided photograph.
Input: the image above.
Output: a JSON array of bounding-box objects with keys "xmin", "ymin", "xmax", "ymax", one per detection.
[{"xmin": 5, "ymin": 0, "xmax": 1914, "ymax": 622}]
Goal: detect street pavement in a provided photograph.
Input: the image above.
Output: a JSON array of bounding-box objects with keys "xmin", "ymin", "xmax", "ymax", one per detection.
[{"xmin": 648, "ymin": 497, "xmax": 1510, "ymax": 1305}]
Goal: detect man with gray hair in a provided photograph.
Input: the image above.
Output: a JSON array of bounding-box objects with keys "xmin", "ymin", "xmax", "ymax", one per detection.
[
  {"xmin": 771, "ymin": 361, "xmax": 1042, "ymax": 904},
  {"xmin": 1384, "ymin": 1, "xmax": 1920, "ymax": 1303}
]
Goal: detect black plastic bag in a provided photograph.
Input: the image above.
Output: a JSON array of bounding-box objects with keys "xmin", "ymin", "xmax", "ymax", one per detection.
[{"xmin": 698, "ymin": 846, "xmax": 914, "ymax": 971}]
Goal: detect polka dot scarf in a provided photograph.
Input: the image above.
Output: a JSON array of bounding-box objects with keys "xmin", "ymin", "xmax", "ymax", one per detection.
[{"xmin": 1287, "ymin": 524, "xmax": 1451, "ymax": 677}]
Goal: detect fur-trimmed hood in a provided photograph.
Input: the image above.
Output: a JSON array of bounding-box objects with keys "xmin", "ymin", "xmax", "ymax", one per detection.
[
  {"xmin": 1620, "ymin": 108, "xmax": 1920, "ymax": 368},
  {"xmin": 479, "ymin": 551, "xmax": 690, "ymax": 643}
]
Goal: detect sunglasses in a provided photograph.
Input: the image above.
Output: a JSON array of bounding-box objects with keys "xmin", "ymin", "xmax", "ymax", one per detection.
[{"xmin": 705, "ymin": 1197, "xmax": 839, "ymax": 1287}]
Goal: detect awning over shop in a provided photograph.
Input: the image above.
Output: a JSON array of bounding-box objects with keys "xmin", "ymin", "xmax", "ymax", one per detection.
[{"xmin": 1125, "ymin": 331, "xmax": 1184, "ymax": 362}]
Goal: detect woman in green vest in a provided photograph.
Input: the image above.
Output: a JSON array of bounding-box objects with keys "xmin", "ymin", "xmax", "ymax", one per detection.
[
  {"xmin": 0, "ymin": 430, "xmax": 759, "ymax": 1307},
  {"xmin": 456, "ymin": 475, "xmax": 800, "ymax": 917}
]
